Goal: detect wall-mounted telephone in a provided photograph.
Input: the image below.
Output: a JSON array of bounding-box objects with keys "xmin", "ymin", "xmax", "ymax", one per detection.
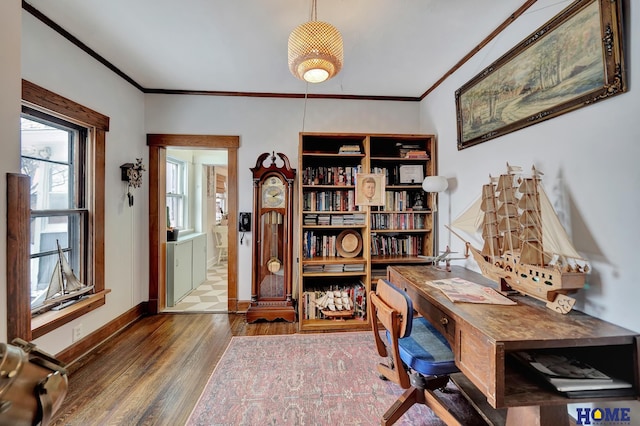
[{"xmin": 239, "ymin": 212, "xmax": 251, "ymax": 232}]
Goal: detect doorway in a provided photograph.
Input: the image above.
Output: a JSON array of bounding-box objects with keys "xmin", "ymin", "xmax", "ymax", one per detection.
[{"xmin": 147, "ymin": 134, "xmax": 239, "ymax": 314}]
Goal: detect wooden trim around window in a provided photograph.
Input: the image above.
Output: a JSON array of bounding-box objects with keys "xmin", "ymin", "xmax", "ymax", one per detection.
[
  {"xmin": 22, "ymin": 80, "xmax": 110, "ymax": 131},
  {"xmin": 6, "ymin": 174, "xmax": 32, "ymax": 341},
  {"xmin": 6, "ymin": 80, "xmax": 109, "ymax": 341}
]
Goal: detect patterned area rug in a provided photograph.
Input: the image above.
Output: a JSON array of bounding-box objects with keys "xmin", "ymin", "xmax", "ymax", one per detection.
[{"xmin": 187, "ymin": 332, "xmax": 489, "ymax": 425}]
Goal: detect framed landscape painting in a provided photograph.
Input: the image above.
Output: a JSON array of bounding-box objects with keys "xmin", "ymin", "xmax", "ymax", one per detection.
[{"xmin": 455, "ymin": 0, "xmax": 625, "ymax": 150}]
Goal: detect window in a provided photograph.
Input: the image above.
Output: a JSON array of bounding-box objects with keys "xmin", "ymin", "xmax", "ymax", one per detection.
[
  {"xmin": 166, "ymin": 157, "xmax": 187, "ymax": 229},
  {"xmin": 7, "ymin": 80, "xmax": 108, "ymax": 341},
  {"xmin": 21, "ymin": 109, "xmax": 88, "ymax": 312},
  {"xmin": 215, "ymin": 172, "xmax": 227, "ymax": 223}
]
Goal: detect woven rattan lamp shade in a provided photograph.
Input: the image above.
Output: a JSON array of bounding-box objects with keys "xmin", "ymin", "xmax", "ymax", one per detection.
[{"xmin": 288, "ymin": 20, "xmax": 343, "ymax": 83}]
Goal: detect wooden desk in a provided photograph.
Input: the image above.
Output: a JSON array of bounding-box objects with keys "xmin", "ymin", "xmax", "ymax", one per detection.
[{"xmin": 387, "ymin": 265, "xmax": 640, "ymax": 426}]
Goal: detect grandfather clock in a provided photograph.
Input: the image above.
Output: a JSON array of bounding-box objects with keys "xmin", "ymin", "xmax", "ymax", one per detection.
[{"xmin": 246, "ymin": 152, "xmax": 296, "ymax": 323}]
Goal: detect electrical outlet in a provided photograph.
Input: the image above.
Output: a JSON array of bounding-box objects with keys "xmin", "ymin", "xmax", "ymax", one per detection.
[{"xmin": 72, "ymin": 324, "xmax": 83, "ymax": 342}]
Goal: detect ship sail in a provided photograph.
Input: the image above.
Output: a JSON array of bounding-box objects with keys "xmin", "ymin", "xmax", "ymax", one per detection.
[
  {"xmin": 480, "ymin": 180, "xmax": 500, "ymax": 259},
  {"xmin": 31, "ymin": 241, "xmax": 94, "ymax": 313},
  {"xmin": 495, "ymin": 169, "xmax": 520, "ymax": 254},
  {"xmin": 449, "ymin": 164, "xmax": 588, "ymax": 307}
]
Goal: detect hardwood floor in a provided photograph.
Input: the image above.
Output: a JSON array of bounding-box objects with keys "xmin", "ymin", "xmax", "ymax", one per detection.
[{"xmin": 51, "ymin": 313, "xmax": 297, "ymax": 426}]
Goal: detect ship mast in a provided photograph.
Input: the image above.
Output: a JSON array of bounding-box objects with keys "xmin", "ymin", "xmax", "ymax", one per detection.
[
  {"xmin": 495, "ymin": 163, "xmax": 521, "ymax": 254},
  {"xmin": 480, "ymin": 177, "xmax": 500, "ymax": 259},
  {"xmin": 518, "ymin": 166, "xmax": 545, "ymax": 266}
]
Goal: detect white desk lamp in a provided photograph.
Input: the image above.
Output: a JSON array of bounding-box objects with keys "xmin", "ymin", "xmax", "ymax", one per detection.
[{"xmin": 422, "ymin": 176, "xmax": 448, "ymax": 211}]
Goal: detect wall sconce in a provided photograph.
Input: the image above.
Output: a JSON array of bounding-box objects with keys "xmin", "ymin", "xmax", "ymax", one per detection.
[{"xmin": 120, "ymin": 158, "xmax": 145, "ymax": 207}]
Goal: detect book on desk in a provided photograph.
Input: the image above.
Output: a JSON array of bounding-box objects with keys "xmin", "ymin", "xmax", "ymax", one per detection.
[{"xmin": 510, "ymin": 351, "xmax": 634, "ymax": 398}]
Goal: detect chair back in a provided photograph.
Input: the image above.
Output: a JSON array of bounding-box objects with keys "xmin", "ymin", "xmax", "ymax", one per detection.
[
  {"xmin": 369, "ymin": 278, "xmax": 414, "ymax": 388},
  {"xmin": 213, "ymin": 225, "xmax": 228, "ymax": 248}
]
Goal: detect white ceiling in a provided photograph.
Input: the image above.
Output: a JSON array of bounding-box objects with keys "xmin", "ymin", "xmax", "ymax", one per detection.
[{"xmin": 24, "ymin": 0, "xmax": 531, "ymax": 98}]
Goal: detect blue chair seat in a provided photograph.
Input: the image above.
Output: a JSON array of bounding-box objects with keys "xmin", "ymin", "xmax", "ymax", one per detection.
[{"xmin": 393, "ymin": 317, "xmax": 458, "ymax": 376}]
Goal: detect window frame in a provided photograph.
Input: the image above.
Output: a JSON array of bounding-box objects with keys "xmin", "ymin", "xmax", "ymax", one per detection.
[
  {"xmin": 21, "ymin": 109, "xmax": 89, "ymax": 303},
  {"xmin": 166, "ymin": 157, "xmax": 187, "ymax": 229},
  {"xmin": 7, "ymin": 80, "xmax": 109, "ymax": 341}
]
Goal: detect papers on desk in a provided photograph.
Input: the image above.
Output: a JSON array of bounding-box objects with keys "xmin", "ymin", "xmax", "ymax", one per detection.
[
  {"xmin": 511, "ymin": 351, "xmax": 633, "ymax": 397},
  {"xmin": 425, "ymin": 277, "xmax": 516, "ymax": 305}
]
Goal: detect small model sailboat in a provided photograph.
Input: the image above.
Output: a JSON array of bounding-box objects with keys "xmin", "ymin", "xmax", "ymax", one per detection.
[
  {"xmin": 312, "ymin": 290, "xmax": 354, "ymax": 318},
  {"xmin": 448, "ymin": 164, "xmax": 589, "ymax": 310},
  {"xmin": 31, "ymin": 241, "xmax": 94, "ymax": 314}
]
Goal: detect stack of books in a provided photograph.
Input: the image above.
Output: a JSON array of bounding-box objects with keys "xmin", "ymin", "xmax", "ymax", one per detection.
[
  {"xmin": 352, "ymin": 213, "xmax": 366, "ymax": 225},
  {"xmin": 404, "ymin": 150, "xmax": 429, "ymax": 159},
  {"xmin": 303, "ymin": 214, "xmax": 318, "ymax": 225},
  {"xmin": 324, "ymin": 264, "xmax": 346, "ymax": 272},
  {"xmin": 330, "ymin": 215, "xmax": 344, "ymax": 226},
  {"xmin": 317, "ymin": 215, "xmax": 331, "ymax": 225},
  {"xmin": 343, "ymin": 264, "xmax": 365, "ymax": 272}
]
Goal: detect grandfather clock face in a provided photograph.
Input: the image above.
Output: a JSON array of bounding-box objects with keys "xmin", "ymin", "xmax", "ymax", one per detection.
[
  {"xmin": 262, "ymin": 176, "xmax": 286, "ymax": 209},
  {"xmin": 258, "ymin": 175, "xmax": 287, "ymax": 299}
]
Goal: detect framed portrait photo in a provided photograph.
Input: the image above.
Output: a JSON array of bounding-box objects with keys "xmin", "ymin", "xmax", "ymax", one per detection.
[{"xmin": 356, "ymin": 173, "xmax": 385, "ymax": 206}]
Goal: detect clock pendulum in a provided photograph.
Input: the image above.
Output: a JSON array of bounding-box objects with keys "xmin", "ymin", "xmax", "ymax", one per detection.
[{"xmin": 266, "ymin": 211, "xmax": 282, "ymax": 274}]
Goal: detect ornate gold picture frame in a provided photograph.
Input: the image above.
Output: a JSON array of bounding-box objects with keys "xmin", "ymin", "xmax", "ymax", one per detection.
[{"xmin": 456, "ymin": 0, "xmax": 625, "ymax": 150}]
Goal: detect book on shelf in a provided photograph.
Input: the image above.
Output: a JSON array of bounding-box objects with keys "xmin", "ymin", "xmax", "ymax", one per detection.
[
  {"xmin": 302, "ymin": 165, "xmax": 361, "ymax": 185},
  {"xmin": 303, "ymin": 214, "xmax": 318, "ymax": 225},
  {"xmin": 343, "ymin": 264, "xmax": 365, "ymax": 272},
  {"xmin": 370, "ymin": 234, "xmax": 423, "ymax": 256},
  {"xmin": 338, "ymin": 145, "xmax": 361, "ymax": 154},
  {"xmin": 511, "ymin": 351, "xmax": 633, "ymax": 394},
  {"xmin": 396, "ymin": 143, "xmax": 423, "ymax": 159},
  {"xmin": 302, "ymin": 263, "xmax": 365, "ymax": 273},
  {"xmin": 324, "ymin": 264, "xmax": 346, "ymax": 272},
  {"xmin": 404, "ymin": 150, "xmax": 429, "ymax": 159}
]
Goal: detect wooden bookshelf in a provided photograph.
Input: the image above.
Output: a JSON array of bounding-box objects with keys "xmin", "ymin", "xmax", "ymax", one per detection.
[{"xmin": 297, "ymin": 132, "xmax": 438, "ymax": 332}]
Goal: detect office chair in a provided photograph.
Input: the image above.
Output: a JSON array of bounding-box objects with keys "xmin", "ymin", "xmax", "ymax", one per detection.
[{"xmin": 369, "ymin": 278, "xmax": 462, "ymax": 426}]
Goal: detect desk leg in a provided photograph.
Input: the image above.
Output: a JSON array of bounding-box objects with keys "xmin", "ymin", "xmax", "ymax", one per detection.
[{"xmin": 506, "ymin": 405, "xmax": 568, "ymax": 426}]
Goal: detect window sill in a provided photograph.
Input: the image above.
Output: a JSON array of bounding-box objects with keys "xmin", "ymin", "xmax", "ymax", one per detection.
[{"xmin": 31, "ymin": 289, "xmax": 111, "ymax": 339}]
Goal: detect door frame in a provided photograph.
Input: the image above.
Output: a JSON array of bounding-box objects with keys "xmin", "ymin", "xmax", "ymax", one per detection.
[{"xmin": 147, "ymin": 134, "xmax": 239, "ymax": 314}]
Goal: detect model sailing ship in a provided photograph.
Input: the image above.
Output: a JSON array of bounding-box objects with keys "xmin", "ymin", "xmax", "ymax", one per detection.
[
  {"xmin": 313, "ymin": 290, "xmax": 354, "ymax": 318},
  {"xmin": 31, "ymin": 241, "xmax": 94, "ymax": 314},
  {"xmin": 448, "ymin": 164, "xmax": 589, "ymax": 310}
]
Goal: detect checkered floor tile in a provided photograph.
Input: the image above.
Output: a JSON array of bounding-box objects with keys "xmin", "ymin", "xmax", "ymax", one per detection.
[{"xmin": 164, "ymin": 262, "xmax": 228, "ymax": 313}]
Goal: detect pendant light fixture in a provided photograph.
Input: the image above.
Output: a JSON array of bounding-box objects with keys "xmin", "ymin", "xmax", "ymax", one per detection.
[{"xmin": 288, "ymin": 0, "xmax": 343, "ymax": 83}]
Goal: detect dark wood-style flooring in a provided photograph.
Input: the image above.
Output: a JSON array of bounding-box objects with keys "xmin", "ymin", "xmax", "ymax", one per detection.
[{"xmin": 51, "ymin": 313, "xmax": 297, "ymax": 426}]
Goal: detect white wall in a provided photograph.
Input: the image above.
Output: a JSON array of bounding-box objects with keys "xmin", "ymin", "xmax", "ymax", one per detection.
[
  {"xmin": 0, "ymin": 0, "xmax": 21, "ymax": 344},
  {"xmin": 421, "ymin": 0, "xmax": 639, "ymax": 334},
  {"xmin": 20, "ymin": 11, "xmax": 148, "ymax": 353},
  {"xmin": 145, "ymin": 95, "xmax": 420, "ymax": 300},
  {"xmin": 423, "ymin": 1, "xmax": 639, "ymax": 416}
]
